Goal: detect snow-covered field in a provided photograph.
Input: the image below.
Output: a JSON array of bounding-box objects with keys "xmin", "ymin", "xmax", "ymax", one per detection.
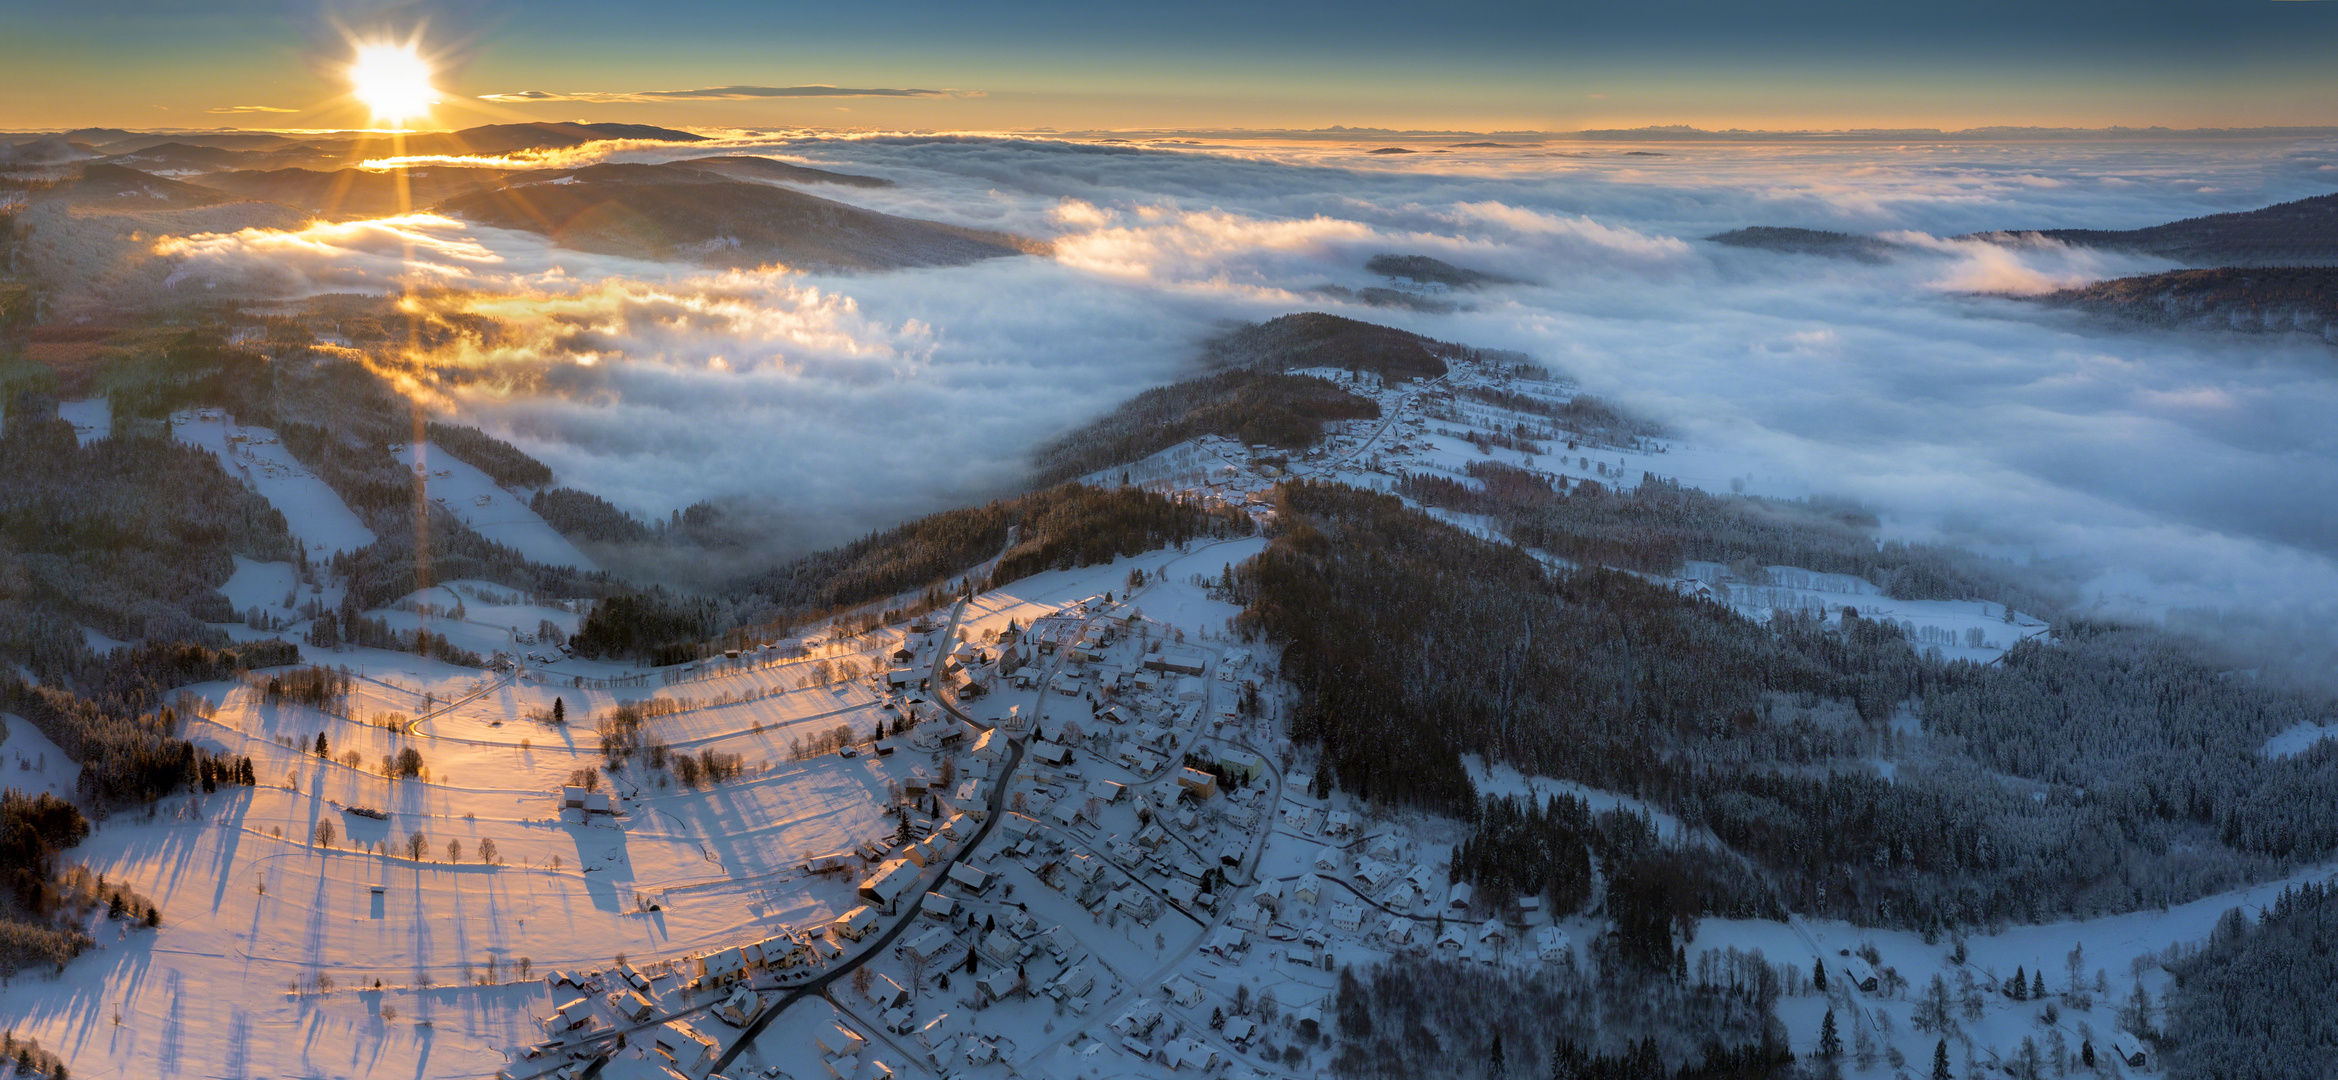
[
  {"xmin": 172, "ymin": 408, "xmax": 378, "ymax": 558},
  {"xmin": 392, "ymin": 442, "xmax": 597, "ymax": 572}
]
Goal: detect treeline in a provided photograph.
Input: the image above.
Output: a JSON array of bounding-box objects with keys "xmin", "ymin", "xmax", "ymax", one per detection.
[
  {"xmin": 0, "ymin": 793, "xmax": 93, "ymax": 977},
  {"xmin": 985, "ymin": 485, "xmax": 1253, "ymax": 586},
  {"xmin": 329, "ymin": 510, "xmax": 604, "ymax": 614},
  {"xmin": 569, "ymin": 590, "xmax": 721, "ymax": 666},
  {"xmin": 530, "ymin": 487, "xmax": 652, "ymax": 545},
  {"xmin": 424, "ymin": 421, "xmax": 552, "ymax": 490},
  {"xmin": 739, "ymin": 483, "xmax": 1251, "ymax": 617},
  {"xmin": 0, "ymin": 407, "xmax": 293, "ymax": 649},
  {"xmin": 0, "ymin": 639, "xmax": 294, "ymax": 804},
  {"xmin": 1459, "ymin": 386, "xmax": 1663, "ymax": 448},
  {"xmin": 1029, "ymin": 370, "xmax": 1380, "ymax": 486},
  {"xmin": 2161, "ymin": 880, "xmax": 2338, "ymax": 1080},
  {"xmin": 1331, "ymin": 952, "xmax": 1788, "ymax": 1080},
  {"xmin": 1398, "ymin": 466, "xmax": 2073, "ymax": 617}
]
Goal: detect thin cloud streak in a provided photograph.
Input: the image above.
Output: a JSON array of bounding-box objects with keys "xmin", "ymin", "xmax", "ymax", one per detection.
[{"xmin": 478, "ymin": 85, "xmax": 957, "ymax": 103}]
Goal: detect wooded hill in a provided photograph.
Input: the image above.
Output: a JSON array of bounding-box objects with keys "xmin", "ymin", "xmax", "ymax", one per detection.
[
  {"xmin": 1978, "ymin": 190, "xmax": 2338, "ymax": 267},
  {"xmin": 1206, "ymin": 312, "xmax": 1464, "ymax": 383},
  {"xmin": 1029, "ymin": 370, "xmax": 1380, "ymax": 486},
  {"xmin": 1237, "ymin": 480, "xmax": 2338, "ymax": 930},
  {"xmin": 2034, "ymin": 265, "xmax": 2338, "ymax": 341}
]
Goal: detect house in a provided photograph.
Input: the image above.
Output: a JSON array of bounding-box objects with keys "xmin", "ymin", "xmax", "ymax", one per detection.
[
  {"xmin": 760, "ymin": 935, "xmax": 811, "ymax": 969},
  {"xmin": 901, "ymin": 925, "xmax": 955, "ymax": 966},
  {"xmin": 560, "ymin": 786, "xmax": 616, "ymax": 815},
  {"xmin": 1031, "ymin": 742, "xmax": 1073, "ymax": 767},
  {"xmin": 715, "ymin": 986, "xmax": 761, "ymax": 1026},
  {"xmin": 651, "ymin": 1020, "xmax": 717, "ymax": 1075},
  {"xmin": 1204, "ymin": 925, "xmax": 1247, "ymax": 957},
  {"xmin": 1176, "ymin": 768, "xmax": 1218, "ymax": 799},
  {"xmin": 905, "ymin": 835, "xmax": 947, "ymax": 868},
  {"xmin": 1048, "ymin": 672, "xmax": 1083, "ymax": 697},
  {"xmin": 1330, "ymin": 902, "xmax": 1365, "ymax": 931},
  {"xmin": 1534, "ymin": 924, "xmax": 1570, "ymax": 962},
  {"xmin": 921, "ymin": 892, "xmax": 959, "ymax": 921},
  {"xmin": 546, "ymin": 996, "xmax": 594, "ymax": 1033},
  {"xmin": 1293, "ymin": 878, "xmax": 1322, "ymax": 905},
  {"xmin": 915, "ymin": 1012, "xmax": 957, "ymax": 1051},
  {"xmin": 1325, "ymin": 809, "xmax": 1357, "ymax": 836},
  {"xmin": 864, "ymin": 972, "xmax": 911, "ymax": 1010},
  {"xmin": 951, "ymin": 779, "xmax": 986, "ymax": 816},
  {"xmin": 1164, "ymin": 975, "xmax": 1208, "ymax": 1007},
  {"xmin": 1384, "ymin": 916, "xmax": 1416, "ymax": 946},
  {"xmin": 947, "ymin": 862, "xmax": 995, "ymax": 894},
  {"xmin": 1087, "ymin": 778, "xmax": 1126, "ymax": 803},
  {"xmin": 1161, "ymin": 1037, "xmax": 1220, "ymax": 1072},
  {"xmin": 1051, "ymin": 964, "xmax": 1097, "ymax": 1000},
  {"xmin": 1215, "ymin": 751, "xmax": 1264, "ymax": 783},
  {"xmin": 1145, "ymin": 647, "xmax": 1208, "ymax": 676},
  {"xmin": 1221, "ymin": 1017, "xmax": 1258, "ymax": 1049},
  {"xmin": 859, "ymin": 859, "xmax": 921, "ymax": 912},
  {"xmin": 2111, "ymin": 1040, "xmax": 2147, "ymax": 1068},
  {"xmin": 1480, "ymin": 918, "xmax": 1509, "ymax": 949},
  {"xmin": 1367, "ymin": 834, "xmax": 1402, "ymax": 861},
  {"xmin": 695, "ymin": 947, "xmax": 747, "ymax": 985},
  {"xmin": 817, "ymin": 1022, "xmax": 868, "ymax": 1057},
  {"xmin": 1436, "ymin": 921, "xmax": 1469, "ymax": 952},
  {"xmin": 804, "ymin": 851, "xmax": 855, "ymax": 875},
  {"xmin": 1354, "ymin": 859, "xmax": 1399, "ymax": 893},
  {"xmin": 977, "ymin": 967, "xmax": 1022, "ymax": 1003},
  {"xmin": 1113, "ymin": 1004, "xmax": 1165, "ymax": 1038},
  {"xmin": 1448, "ymin": 881, "xmax": 1475, "ymax": 910},
  {"xmin": 834, "ymin": 905, "xmax": 878, "ymax": 941},
  {"xmin": 612, "ymin": 988, "xmax": 656, "ymax": 1023}
]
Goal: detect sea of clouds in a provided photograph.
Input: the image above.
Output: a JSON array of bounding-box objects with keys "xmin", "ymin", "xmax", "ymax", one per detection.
[{"xmin": 153, "ymin": 133, "xmax": 2338, "ymax": 647}]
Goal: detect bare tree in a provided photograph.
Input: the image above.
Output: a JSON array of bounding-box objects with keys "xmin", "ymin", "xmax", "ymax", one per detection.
[
  {"xmin": 314, "ymin": 820, "xmax": 337, "ymax": 848},
  {"xmin": 407, "ymin": 831, "xmax": 428, "ymax": 861}
]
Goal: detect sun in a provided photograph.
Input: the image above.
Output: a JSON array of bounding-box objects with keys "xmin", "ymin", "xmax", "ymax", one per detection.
[{"xmin": 348, "ymin": 41, "xmax": 438, "ymax": 126}]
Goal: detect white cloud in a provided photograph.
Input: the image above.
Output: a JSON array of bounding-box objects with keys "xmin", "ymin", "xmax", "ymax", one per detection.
[{"xmin": 148, "ymin": 133, "xmax": 2338, "ymax": 636}]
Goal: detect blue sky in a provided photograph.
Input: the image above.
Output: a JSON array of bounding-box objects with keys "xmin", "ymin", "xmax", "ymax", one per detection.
[{"xmin": 4, "ymin": 0, "xmax": 2334, "ymax": 130}]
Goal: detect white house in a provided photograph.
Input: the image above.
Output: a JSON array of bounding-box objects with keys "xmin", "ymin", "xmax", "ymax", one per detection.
[
  {"xmin": 834, "ymin": 905, "xmax": 878, "ymax": 941},
  {"xmin": 859, "ymin": 859, "xmax": 921, "ymax": 912},
  {"xmin": 947, "ymin": 862, "xmax": 995, "ymax": 894}
]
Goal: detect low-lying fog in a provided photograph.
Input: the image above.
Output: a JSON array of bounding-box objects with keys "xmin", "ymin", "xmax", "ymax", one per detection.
[{"xmin": 161, "ymin": 133, "xmax": 2338, "ymax": 649}]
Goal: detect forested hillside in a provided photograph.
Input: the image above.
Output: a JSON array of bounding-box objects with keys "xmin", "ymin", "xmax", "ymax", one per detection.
[
  {"xmin": 2161, "ymin": 881, "xmax": 2338, "ymax": 1080},
  {"xmin": 1399, "ymin": 464, "xmax": 2072, "ymax": 616},
  {"xmin": 1030, "ymin": 370, "xmax": 1379, "ymax": 486},
  {"xmin": 1238, "ymin": 480, "xmax": 2338, "ymax": 929},
  {"xmin": 738, "ymin": 482, "xmax": 1249, "ymax": 619}
]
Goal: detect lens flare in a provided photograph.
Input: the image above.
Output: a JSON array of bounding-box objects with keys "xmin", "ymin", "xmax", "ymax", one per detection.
[{"xmin": 348, "ymin": 41, "xmax": 438, "ymax": 126}]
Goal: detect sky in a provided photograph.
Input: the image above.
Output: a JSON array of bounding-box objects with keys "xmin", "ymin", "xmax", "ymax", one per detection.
[{"xmin": 3, "ymin": 0, "xmax": 2336, "ymax": 133}]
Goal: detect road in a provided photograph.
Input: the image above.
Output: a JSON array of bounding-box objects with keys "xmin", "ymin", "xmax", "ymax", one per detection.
[{"xmin": 709, "ymin": 552, "xmax": 1030, "ymax": 1075}]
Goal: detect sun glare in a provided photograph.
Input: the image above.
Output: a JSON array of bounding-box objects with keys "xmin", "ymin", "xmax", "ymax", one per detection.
[{"xmin": 348, "ymin": 41, "xmax": 438, "ymax": 126}]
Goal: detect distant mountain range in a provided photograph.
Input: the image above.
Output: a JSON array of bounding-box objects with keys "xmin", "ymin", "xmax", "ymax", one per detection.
[{"xmin": 0, "ymin": 121, "xmax": 710, "ymax": 174}]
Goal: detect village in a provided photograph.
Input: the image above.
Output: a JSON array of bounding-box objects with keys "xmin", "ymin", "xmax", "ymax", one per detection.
[{"xmin": 0, "ymin": 359, "xmax": 2234, "ymax": 1080}]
